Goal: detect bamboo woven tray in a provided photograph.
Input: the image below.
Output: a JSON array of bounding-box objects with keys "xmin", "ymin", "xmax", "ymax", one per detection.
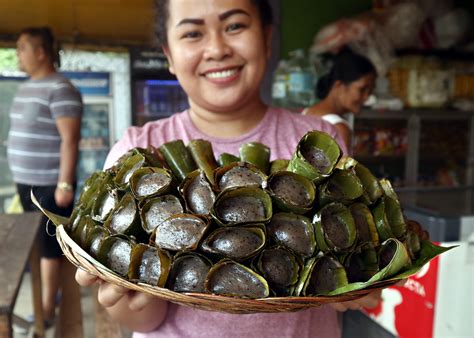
[{"xmin": 56, "ymin": 224, "xmax": 397, "ymax": 314}]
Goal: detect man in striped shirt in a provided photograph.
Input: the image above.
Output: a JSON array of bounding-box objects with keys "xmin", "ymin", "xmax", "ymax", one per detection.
[{"xmin": 7, "ymin": 27, "xmax": 82, "ymax": 326}]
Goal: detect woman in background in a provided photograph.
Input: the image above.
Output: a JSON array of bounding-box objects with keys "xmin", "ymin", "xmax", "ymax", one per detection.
[{"xmin": 303, "ymin": 51, "xmax": 376, "ymax": 152}]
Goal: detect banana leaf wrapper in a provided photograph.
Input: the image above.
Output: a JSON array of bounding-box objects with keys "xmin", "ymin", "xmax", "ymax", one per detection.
[
  {"xmin": 91, "ymin": 183, "xmax": 119, "ymax": 222},
  {"xmin": 295, "ymin": 255, "xmax": 349, "ymax": 296},
  {"xmin": 72, "ymin": 215, "xmax": 98, "ymax": 247},
  {"xmin": 327, "ymin": 240, "xmax": 456, "ymax": 295},
  {"xmin": 267, "ymin": 212, "xmax": 316, "ymax": 258},
  {"xmin": 211, "ymin": 187, "xmax": 272, "ymax": 226},
  {"xmin": 179, "ymin": 170, "xmax": 216, "ymax": 216},
  {"xmin": 104, "ymin": 193, "xmax": 148, "ymax": 242},
  {"xmin": 78, "ymin": 171, "xmax": 114, "ymax": 211},
  {"xmin": 350, "ymin": 203, "xmax": 380, "ymax": 247},
  {"xmin": 239, "ymin": 142, "xmax": 271, "ymax": 174},
  {"xmin": 112, "ymin": 147, "xmax": 163, "ymax": 170},
  {"xmin": 404, "ymin": 229, "xmax": 422, "ymax": 260},
  {"xmin": 288, "ymin": 131, "xmax": 342, "ymax": 183},
  {"xmin": 218, "ymin": 153, "xmax": 240, "ymax": 167},
  {"xmin": 97, "ymin": 234, "xmax": 135, "ymax": 278},
  {"xmin": 377, "ymin": 238, "xmax": 411, "ymax": 278},
  {"xmin": 130, "ymin": 167, "xmax": 175, "ymax": 200},
  {"xmin": 318, "ymin": 169, "xmax": 364, "ymax": 207},
  {"xmin": 128, "ymin": 243, "xmax": 172, "ymax": 287},
  {"xmin": 383, "ymin": 195, "xmax": 407, "ymax": 238},
  {"xmin": 338, "ymin": 158, "xmax": 383, "ymax": 205},
  {"xmin": 343, "ymin": 243, "xmax": 379, "ymax": 283},
  {"xmin": 200, "ymin": 224, "xmax": 266, "ymax": 261},
  {"xmin": 372, "ymin": 198, "xmax": 395, "ymax": 242},
  {"xmin": 205, "ymin": 259, "xmax": 270, "ymax": 298},
  {"xmin": 140, "ymin": 195, "xmax": 184, "ymax": 234},
  {"xmin": 159, "ymin": 140, "xmax": 197, "ymax": 182},
  {"xmin": 254, "ymin": 246, "xmax": 301, "ymax": 296},
  {"xmin": 214, "ymin": 162, "xmax": 267, "ymax": 192},
  {"xmin": 85, "ymin": 225, "xmax": 111, "ymax": 259},
  {"xmin": 166, "ymin": 253, "xmax": 213, "ymax": 293},
  {"xmin": 151, "ymin": 213, "xmax": 210, "ymax": 251},
  {"xmin": 313, "ymin": 202, "xmax": 357, "ymax": 253},
  {"xmin": 187, "ymin": 139, "xmax": 218, "ymax": 185},
  {"xmin": 269, "ymin": 159, "xmax": 289, "ymax": 174},
  {"xmin": 113, "ymin": 152, "xmax": 147, "ymax": 189},
  {"xmin": 267, "ymin": 171, "xmax": 316, "ymax": 214},
  {"xmin": 379, "ymin": 178, "xmax": 400, "ymax": 200}
]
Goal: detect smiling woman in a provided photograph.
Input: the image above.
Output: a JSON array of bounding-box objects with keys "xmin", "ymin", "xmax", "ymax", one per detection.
[{"xmin": 74, "ymin": 1, "xmax": 382, "ymax": 337}]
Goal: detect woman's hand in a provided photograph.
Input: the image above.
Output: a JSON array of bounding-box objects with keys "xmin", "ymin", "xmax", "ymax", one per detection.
[
  {"xmin": 75, "ymin": 268, "xmax": 155, "ymax": 311},
  {"xmin": 330, "ymin": 279, "xmax": 407, "ymax": 312},
  {"xmin": 75, "ymin": 268, "xmax": 168, "ymax": 332},
  {"xmin": 330, "ymin": 289, "xmax": 382, "ymax": 312}
]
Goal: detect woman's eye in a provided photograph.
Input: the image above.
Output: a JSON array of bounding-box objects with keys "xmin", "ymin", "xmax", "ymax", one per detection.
[
  {"xmin": 182, "ymin": 31, "xmax": 201, "ymax": 39},
  {"xmin": 226, "ymin": 22, "xmax": 246, "ymax": 32}
]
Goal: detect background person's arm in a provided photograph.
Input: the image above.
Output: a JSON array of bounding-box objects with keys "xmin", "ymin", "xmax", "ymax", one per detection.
[{"xmin": 55, "ymin": 116, "xmax": 81, "ymax": 207}]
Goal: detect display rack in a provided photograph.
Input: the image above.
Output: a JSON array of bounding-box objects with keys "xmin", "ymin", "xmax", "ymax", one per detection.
[{"xmin": 354, "ymin": 108, "xmax": 474, "ymax": 189}]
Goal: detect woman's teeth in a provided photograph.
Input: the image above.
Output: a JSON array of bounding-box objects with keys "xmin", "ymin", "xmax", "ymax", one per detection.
[{"xmin": 206, "ymin": 69, "xmax": 238, "ymax": 79}]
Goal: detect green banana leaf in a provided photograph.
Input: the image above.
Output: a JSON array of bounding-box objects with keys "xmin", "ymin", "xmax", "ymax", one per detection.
[
  {"xmin": 159, "ymin": 140, "xmax": 197, "ymax": 182},
  {"xmin": 218, "ymin": 153, "xmax": 240, "ymax": 167},
  {"xmin": 288, "ymin": 131, "xmax": 342, "ymax": 183},
  {"xmin": 326, "ymin": 240, "xmax": 456, "ymax": 295},
  {"xmin": 239, "ymin": 142, "xmax": 271, "ymax": 174},
  {"xmin": 31, "ymin": 191, "xmax": 70, "ymax": 227},
  {"xmin": 187, "ymin": 139, "xmax": 218, "ymax": 185},
  {"xmin": 269, "ymin": 159, "xmax": 290, "ymax": 174}
]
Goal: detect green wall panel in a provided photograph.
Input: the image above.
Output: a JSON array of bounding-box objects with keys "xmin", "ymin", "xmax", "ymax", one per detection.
[{"xmin": 280, "ymin": 0, "xmax": 372, "ymax": 58}]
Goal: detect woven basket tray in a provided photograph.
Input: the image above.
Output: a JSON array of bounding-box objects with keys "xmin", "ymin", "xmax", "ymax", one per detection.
[{"xmin": 57, "ymin": 224, "xmax": 396, "ymax": 314}]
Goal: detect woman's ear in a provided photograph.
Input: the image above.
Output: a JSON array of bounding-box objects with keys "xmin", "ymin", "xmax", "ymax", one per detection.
[
  {"xmin": 162, "ymin": 45, "xmax": 175, "ymax": 75},
  {"xmin": 332, "ymin": 80, "xmax": 345, "ymax": 92}
]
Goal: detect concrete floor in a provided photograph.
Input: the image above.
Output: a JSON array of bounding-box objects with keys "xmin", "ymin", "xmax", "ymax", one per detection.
[{"xmin": 12, "ymin": 272, "xmax": 132, "ymax": 338}]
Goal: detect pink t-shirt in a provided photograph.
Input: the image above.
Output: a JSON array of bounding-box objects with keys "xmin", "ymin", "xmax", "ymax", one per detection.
[{"xmin": 106, "ymin": 107, "xmax": 346, "ymax": 338}]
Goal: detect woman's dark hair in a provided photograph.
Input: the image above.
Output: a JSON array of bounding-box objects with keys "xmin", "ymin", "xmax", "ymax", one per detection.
[
  {"xmin": 154, "ymin": 0, "xmax": 273, "ymax": 47},
  {"xmin": 19, "ymin": 26, "xmax": 57, "ymax": 63},
  {"xmin": 316, "ymin": 51, "xmax": 376, "ymax": 99}
]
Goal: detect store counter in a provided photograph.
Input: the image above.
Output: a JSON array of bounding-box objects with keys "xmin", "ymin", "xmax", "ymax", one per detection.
[{"xmin": 397, "ymin": 186, "xmax": 474, "ymax": 242}]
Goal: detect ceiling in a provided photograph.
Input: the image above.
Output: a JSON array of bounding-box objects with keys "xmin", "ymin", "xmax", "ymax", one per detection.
[{"xmin": 0, "ymin": 0, "xmax": 156, "ymax": 48}]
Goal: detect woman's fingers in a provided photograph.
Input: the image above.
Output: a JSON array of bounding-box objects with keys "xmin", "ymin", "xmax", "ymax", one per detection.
[
  {"xmin": 97, "ymin": 283, "xmax": 130, "ymax": 308},
  {"xmin": 330, "ymin": 289, "xmax": 382, "ymax": 312},
  {"xmin": 75, "ymin": 268, "xmax": 99, "ymax": 286},
  {"xmin": 128, "ymin": 292, "xmax": 155, "ymax": 311}
]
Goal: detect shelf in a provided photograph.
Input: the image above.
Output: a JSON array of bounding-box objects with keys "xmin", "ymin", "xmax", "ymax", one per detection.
[
  {"xmin": 354, "ymin": 108, "xmax": 474, "ymax": 188},
  {"xmin": 354, "ymin": 155, "xmax": 406, "ymax": 162}
]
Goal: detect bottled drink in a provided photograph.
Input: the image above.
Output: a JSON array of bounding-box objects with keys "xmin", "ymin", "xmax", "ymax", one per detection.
[
  {"xmin": 271, "ymin": 60, "xmax": 289, "ymax": 108},
  {"xmin": 287, "ymin": 49, "xmax": 315, "ymax": 109}
]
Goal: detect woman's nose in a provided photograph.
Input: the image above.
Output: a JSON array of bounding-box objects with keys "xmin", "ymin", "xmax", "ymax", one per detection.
[{"xmin": 204, "ymin": 32, "xmax": 232, "ymax": 60}]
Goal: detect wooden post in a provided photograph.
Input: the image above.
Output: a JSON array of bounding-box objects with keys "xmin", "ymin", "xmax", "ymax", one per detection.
[
  {"xmin": 30, "ymin": 239, "xmax": 45, "ymax": 338},
  {"xmin": 54, "ymin": 260, "xmax": 83, "ymax": 338}
]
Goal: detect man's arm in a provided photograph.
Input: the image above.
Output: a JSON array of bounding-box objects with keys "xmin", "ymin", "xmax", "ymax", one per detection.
[{"xmin": 55, "ymin": 115, "xmax": 81, "ymax": 207}]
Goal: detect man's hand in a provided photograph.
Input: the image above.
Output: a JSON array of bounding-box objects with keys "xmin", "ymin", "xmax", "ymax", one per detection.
[{"xmin": 55, "ymin": 187, "xmax": 74, "ymax": 207}]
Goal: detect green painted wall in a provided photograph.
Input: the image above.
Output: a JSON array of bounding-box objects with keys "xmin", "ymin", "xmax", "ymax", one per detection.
[{"xmin": 280, "ymin": 0, "xmax": 372, "ymax": 58}]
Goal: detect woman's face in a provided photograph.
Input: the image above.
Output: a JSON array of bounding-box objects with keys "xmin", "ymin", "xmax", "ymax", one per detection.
[
  {"xmin": 163, "ymin": 0, "xmax": 271, "ymax": 114},
  {"xmin": 338, "ymin": 73, "xmax": 375, "ymax": 114}
]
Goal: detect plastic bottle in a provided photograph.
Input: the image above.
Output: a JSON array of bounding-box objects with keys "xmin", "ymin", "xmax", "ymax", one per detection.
[
  {"xmin": 287, "ymin": 49, "xmax": 315, "ymax": 109},
  {"xmin": 271, "ymin": 60, "xmax": 289, "ymax": 108}
]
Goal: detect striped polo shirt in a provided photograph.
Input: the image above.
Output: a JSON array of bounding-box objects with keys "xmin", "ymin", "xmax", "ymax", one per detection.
[{"xmin": 7, "ymin": 73, "xmax": 83, "ymax": 186}]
